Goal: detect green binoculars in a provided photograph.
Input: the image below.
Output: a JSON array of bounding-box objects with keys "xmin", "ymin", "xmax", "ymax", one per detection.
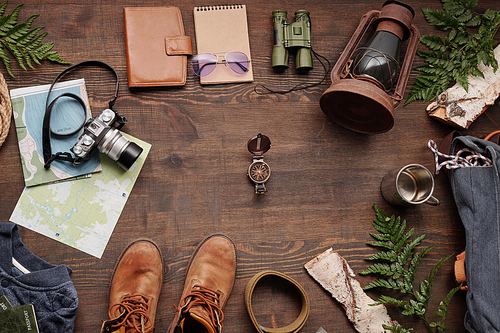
[{"xmin": 272, "ymin": 10, "xmax": 313, "ymax": 72}]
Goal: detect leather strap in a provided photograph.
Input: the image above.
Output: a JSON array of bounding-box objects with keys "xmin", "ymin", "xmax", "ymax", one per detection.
[
  {"xmin": 244, "ymin": 270, "xmax": 310, "ymax": 333},
  {"xmin": 165, "ymin": 36, "xmax": 193, "ymax": 56},
  {"xmin": 46, "ymin": 92, "xmax": 87, "ymax": 136},
  {"xmin": 42, "ymin": 60, "xmax": 121, "ymax": 169}
]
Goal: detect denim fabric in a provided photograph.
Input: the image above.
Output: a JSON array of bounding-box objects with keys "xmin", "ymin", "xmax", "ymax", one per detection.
[
  {"xmin": 449, "ymin": 136, "xmax": 500, "ymax": 332},
  {"xmin": 0, "ymin": 222, "xmax": 78, "ymax": 333}
]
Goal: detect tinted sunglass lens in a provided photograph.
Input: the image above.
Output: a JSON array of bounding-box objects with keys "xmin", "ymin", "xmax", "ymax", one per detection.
[
  {"xmin": 192, "ymin": 54, "xmax": 218, "ymax": 76},
  {"xmin": 225, "ymin": 52, "xmax": 249, "ymax": 74}
]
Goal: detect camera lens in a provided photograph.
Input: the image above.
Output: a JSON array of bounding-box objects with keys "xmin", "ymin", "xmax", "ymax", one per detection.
[
  {"xmin": 98, "ymin": 128, "xmax": 143, "ymax": 170},
  {"xmin": 117, "ymin": 142, "xmax": 143, "ymax": 170}
]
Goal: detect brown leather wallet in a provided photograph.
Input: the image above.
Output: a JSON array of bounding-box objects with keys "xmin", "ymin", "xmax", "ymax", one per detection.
[{"xmin": 124, "ymin": 7, "xmax": 193, "ymax": 87}]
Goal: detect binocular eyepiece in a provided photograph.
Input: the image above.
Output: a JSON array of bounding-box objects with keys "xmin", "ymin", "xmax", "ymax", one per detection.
[{"xmin": 272, "ymin": 10, "xmax": 313, "ymax": 72}]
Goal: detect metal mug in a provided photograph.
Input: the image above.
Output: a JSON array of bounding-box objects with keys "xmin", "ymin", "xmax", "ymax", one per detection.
[{"xmin": 380, "ymin": 164, "xmax": 440, "ymax": 206}]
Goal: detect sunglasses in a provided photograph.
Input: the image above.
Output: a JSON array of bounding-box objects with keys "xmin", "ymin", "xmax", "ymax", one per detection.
[{"xmin": 192, "ymin": 52, "xmax": 250, "ymax": 76}]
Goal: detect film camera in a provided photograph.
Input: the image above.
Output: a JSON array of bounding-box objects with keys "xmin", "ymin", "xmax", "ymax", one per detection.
[
  {"xmin": 71, "ymin": 108, "xmax": 143, "ymax": 170},
  {"xmin": 272, "ymin": 10, "xmax": 313, "ymax": 72}
]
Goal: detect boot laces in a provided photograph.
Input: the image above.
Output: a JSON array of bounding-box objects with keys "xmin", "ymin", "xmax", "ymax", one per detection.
[
  {"xmin": 109, "ymin": 294, "xmax": 155, "ymax": 333},
  {"xmin": 175, "ymin": 285, "xmax": 224, "ymax": 332}
]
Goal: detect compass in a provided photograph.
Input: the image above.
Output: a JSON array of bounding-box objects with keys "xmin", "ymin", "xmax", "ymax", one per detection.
[
  {"xmin": 248, "ymin": 160, "xmax": 271, "ymax": 183},
  {"xmin": 247, "ymin": 134, "xmax": 271, "ymax": 194}
]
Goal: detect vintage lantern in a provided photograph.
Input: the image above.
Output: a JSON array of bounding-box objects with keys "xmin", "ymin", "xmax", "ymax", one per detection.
[{"xmin": 320, "ymin": 1, "xmax": 420, "ymax": 134}]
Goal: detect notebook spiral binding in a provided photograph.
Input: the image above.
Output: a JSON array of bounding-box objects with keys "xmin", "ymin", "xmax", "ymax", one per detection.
[{"xmin": 195, "ymin": 4, "xmax": 243, "ymax": 11}]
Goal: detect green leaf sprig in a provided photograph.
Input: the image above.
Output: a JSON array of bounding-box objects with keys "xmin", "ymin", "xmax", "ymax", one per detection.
[
  {"xmin": 406, "ymin": 0, "xmax": 500, "ymax": 104},
  {"xmin": 0, "ymin": 1, "xmax": 69, "ymax": 77},
  {"xmin": 360, "ymin": 204, "xmax": 461, "ymax": 332}
]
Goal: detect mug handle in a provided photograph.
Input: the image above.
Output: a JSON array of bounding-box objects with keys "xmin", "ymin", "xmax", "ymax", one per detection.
[{"xmin": 425, "ymin": 195, "xmax": 440, "ymax": 206}]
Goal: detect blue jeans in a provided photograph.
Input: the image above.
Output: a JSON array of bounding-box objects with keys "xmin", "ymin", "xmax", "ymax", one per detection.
[
  {"xmin": 449, "ymin": 136, "xmax": 500, "ymax": 332},
  {"xmin": 0, "ymin": 222, "xmax": 78, "ymax": 333}
]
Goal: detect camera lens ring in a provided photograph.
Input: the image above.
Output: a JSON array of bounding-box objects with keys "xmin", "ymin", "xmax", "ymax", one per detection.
[
  {"xmin": 97, "ymin": 128, "xmax": 143, "ymax": 170},
  {"xmin": 117, "ymin": 142, "xmax": 143, "ymax": 170}
]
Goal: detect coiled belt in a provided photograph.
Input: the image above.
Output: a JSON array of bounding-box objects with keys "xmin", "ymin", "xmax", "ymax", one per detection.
[{"xmin": 244, "ymin": 270, "xmax": 310, "ymax": 333}]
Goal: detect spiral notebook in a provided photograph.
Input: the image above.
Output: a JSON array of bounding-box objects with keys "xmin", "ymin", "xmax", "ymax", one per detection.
[{"xmin": 193, "ymin": 4, "xmax": 253, "ymax": 84}]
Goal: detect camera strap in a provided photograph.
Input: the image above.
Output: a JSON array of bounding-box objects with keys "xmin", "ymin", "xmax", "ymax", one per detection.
[{"xmin": 42, "ymin": 60, "xmax": 124, "ymax": 169}]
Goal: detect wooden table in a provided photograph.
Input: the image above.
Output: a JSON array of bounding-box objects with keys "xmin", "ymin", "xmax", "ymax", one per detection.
[{"xmin": 1, "ymin": 0, "xmax": 499, "ymax": 332}]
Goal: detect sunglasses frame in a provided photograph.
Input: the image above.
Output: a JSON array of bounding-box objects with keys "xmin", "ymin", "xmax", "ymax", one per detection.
[{"xmin": 192, "ymin": 51, "xmax": 250, "ymax": 76}]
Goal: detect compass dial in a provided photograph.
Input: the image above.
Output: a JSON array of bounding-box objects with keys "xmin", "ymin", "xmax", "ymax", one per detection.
[{"xmin": 248, "ymin": 161, "xmax": 270, "ymax": 183}]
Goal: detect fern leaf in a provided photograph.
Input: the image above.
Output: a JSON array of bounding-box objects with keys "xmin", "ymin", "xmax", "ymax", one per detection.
[
  {"xmin": 363, "ymin": 277, "xmax": 401, "ymax": 291},
  {"xmin": 382, "ymin": 324, "xmax": 414, "ymax": 332},
  {"xmin": 393, "ymin": 227, "xmax": 412, "ymax": 253},
  {"xmin": 0, "ymin": 43, "xmax": 12, "ymax": 77},
  {"xmin": 45, "ymin": 51, "xmax": 69, "ymax": 64},
  {"xmin": 407, "ymin": 0, "xmax": 500, "ymax": 104},
  {"xmin": 433, "ymin": 285, "xmax": 462, "ymax": 323},
  {"xmin": 421, "ymin": 35, "xmax": 445, "ymax": 51},
  {"xmin": 423, "ymin": 254, "xmax": 453, "ymax": 298},
  {"xmin": 398, "ymin": 234, "xmax": 425, "ymax": 265},
  {"xmin": 0, "ymin": 3, "xmax": 22, "ymax": 33},
  {"xmin": 369, "ymin": 232, "xmax": 392, "ymax": 242},
  {"xmin": 0, "ymin": 1, "xmax": 69, "ymax": 77},
  {"xmin": 409, "ymin": 299, "xmax": 426, "ymax": 316},
  {"xmin": 362, "ymin": 205, "xmax": 460, "ymax": 332},
  {"xmin": 365, "ymin": 250, "xmax": 398, "ymax": 262},
  {"xmin": 465, "ymin": 15, "xmax": 482, "ymax": 27},
  {"xmin": 374, "ymin": 295, "xmax": 408, "ymax": 308},
  {"xmin": 421, "ymin": 7, "xmax": 457, "ymax": 30},
  {"xmin": 457, "ymin": 10, "xmax": 473, "ymax": 23},
  {"xmin": 0, "ymin": 2, "xmax": 7, "ymax": 18},
  {"xmin": 367, "ymin": 240, "xmax": 394, "ymax": 250},
  {"xmin": 359, "ymin": 262, "xmax": 393, "ymax": 276},
  {"xmin": 414, "ymin": 289, "xmax": 427, "ymax": 303},
  {"xmin": 408, "ymin": 245, "xmax": 435, "ymax": 284},
  {"xmin": 4, "ymin": 41, "xmax": 25, "ymax": 70},
  {"xmin": 442, "ymin": 1, "xmax": 466, "ymax": 16},
  {"xmin": 16, "ymin": 25, "xmax": 43, "ymax": 46}
]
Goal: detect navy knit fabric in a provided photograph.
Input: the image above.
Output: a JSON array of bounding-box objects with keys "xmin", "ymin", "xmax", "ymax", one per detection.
[{"xmin": 0, "ymin": 222, "xmax": 78, "ymax": 332}]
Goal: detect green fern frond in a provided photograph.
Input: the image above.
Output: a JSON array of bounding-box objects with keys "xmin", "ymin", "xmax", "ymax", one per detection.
[
  {"xmin": 431, "ymin": 284, "xmax": 462, "ymax": 330},
  {"xmin": 406, "ymin": 0, "xmax": 500, "ymax": 104},
  {"xmin": 361, "ymin": 205, "xmax": 459, "ymax": 332},
  {"xmin": 424, "ymin": 254, "xmax": 454, "ymax": 299},
  {"xmin": 408, "ymin": 245, "xmax": 435, "ymax": 283},
  {"xmin": 0, "ymin": 1, "xmax": 69, "ymax": 77}
]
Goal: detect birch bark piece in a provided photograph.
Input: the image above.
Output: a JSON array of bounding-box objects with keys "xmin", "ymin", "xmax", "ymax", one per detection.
[
  {"xmin": 426, "ymin": 44, "xmax": 500, "ymax": 129},
  {"xmin": 304, "ymin": 248, "xmax": 397, "ymax": 333}
]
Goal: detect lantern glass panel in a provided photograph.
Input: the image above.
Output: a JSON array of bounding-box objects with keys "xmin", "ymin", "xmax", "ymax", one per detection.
[{"xmin": 352, "ymin": 30, "xmax": 401, "ymax": 91}]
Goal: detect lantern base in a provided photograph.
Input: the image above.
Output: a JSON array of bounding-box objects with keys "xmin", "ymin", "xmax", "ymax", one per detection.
[{"xmin": 319, "ymin": 79, "xmax": 395, "ymax": 134}]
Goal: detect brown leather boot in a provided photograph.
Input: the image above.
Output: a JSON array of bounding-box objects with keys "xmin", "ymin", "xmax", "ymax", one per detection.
[
  {"xmin": 167, "ymin": 234, "xmax": 237, "ymax": 333},
  {"xmin": 102, "ymin": 239, "xmax": 163, "ymax": 333}
]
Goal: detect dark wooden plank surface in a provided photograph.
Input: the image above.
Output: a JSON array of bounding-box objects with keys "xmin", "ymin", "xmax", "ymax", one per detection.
[{"xmin": 1, "ymin": 0, "xmax": 499, "ymax": 332}]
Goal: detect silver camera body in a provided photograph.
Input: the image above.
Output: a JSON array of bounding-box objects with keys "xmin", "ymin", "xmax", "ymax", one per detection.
[{"xmin": 71, "ymin": 109, "xmax": 143, "ymax": 170}]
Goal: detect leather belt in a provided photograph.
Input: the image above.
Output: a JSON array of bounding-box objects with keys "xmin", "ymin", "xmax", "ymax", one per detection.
[{"xmin": 244, "ymin": 270, "xmax": 310, "ymax": 333}]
